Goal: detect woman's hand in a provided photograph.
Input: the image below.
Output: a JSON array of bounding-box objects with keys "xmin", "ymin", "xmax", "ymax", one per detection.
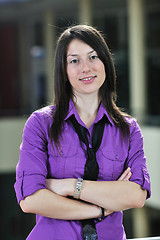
[
  {"xmin": 46, "ymin": 178, "xmax": 76, "ymax": 197},
  {"xmin": 118, "ymin": 167, "xmax": 132, "ymax": 181}
]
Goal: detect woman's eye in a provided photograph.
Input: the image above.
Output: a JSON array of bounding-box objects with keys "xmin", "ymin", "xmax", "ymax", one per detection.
[
  {"xmin": 89, "ymin": 54, "xmax": 98, "ymax": 60},
  {"xmin": 69, "ymin": 58, "xmax": 79, "ymax": 64}
]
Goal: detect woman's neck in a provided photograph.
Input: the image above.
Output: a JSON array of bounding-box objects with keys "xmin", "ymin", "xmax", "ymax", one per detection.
[{"xmin": 73, "ymin": 92, "xmax": 100, "ymax": 128}]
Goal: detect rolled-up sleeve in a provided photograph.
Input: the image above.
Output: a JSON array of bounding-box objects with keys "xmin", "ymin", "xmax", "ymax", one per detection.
[
  {"xmin": 126, "ymin": 119, "xmax": 151, "ymax": 199},
  {"xmin": 14, "ymin": 112, "xmax": 48, "ymax": 203}
]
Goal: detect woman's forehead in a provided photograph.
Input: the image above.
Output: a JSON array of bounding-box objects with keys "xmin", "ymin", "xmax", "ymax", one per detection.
[{"xmin": 66, "ymin": 39, "xmax": 96, "ymax": 56}]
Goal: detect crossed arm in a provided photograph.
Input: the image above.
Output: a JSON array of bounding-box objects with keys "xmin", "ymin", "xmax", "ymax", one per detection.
[{"xmin": 20, "ymin": 167, "xmax": 147, "ymax": 220}]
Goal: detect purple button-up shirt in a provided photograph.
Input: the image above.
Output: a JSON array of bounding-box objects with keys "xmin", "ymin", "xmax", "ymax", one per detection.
[{"xmin": 14, "ymin": 100, "xmax": 151, "ymax": 240}]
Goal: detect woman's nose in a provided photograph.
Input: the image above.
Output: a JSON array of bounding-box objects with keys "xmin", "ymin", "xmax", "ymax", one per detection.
[{"xmin": 81, "ymin": 59, "xmax": 90, "ymax": 73}]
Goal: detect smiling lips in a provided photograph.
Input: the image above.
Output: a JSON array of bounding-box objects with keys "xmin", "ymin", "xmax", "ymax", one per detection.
[{"xmin": 79, "ymin": 75, "xmax": 96, "ymax": 83}]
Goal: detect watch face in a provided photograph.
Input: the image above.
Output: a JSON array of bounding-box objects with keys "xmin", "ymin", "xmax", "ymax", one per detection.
[{"xmin": 74, "ymin": 178, "xmax": 83, "ymax": 199}]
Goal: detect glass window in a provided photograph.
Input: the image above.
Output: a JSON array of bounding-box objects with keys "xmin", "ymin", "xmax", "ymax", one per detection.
[
  {"xmin": 146, "ymin": 10, "xmax": 160, "ymax": 124},
  {"xmin": 0, "ymin": 24, "xmax": 20, "ymax": 116}
]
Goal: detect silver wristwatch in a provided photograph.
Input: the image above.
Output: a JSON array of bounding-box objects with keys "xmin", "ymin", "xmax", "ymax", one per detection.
[{"xmin": 73, "ymin": 178, "xmax": 83, "ymax": 199}]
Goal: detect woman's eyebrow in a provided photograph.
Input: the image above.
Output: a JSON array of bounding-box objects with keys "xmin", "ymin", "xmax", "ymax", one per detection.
[
  {"xmin": 67, "ymin": 54, "xmax": 79, "ymax": 57},
  {"xmin": 67, "ymin": 50, "xmax": 96, "ymax": 57},
  {"xmin": 88, "ymin": 50, "xmax": 95, "ymax": 54}
]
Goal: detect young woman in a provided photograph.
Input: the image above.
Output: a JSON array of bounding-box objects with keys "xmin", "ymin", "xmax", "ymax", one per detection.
[{"xmin": 14, "ymin": 25, "xmax": 151, "ymax": 240}]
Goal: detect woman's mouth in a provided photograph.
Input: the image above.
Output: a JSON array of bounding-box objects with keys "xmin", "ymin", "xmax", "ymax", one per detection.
[{"xmin": 79, "ymin": 76, "xmax": 96, "ymax": 83}]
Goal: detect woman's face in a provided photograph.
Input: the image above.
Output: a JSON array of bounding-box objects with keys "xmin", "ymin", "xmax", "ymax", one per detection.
[{"xmin": 66, "ymin": 39, "xmax": 106, "ymax": 97}]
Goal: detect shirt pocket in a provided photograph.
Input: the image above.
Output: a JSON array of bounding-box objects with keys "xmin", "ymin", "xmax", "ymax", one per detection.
[
  {"xmin": 101, "ymin": 148, "xmax": 128, "ymax": 180},
  {"xmin": 48, "ymin": 142, "xmax": 78, "ymax": 179}
]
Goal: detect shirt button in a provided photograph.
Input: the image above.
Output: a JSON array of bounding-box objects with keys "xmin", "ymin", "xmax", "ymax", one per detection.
[
  {"xmin": 18, "ymin": 172, "xmax": 22, "ymax": 178},
  {"xmin": 60, "ymin": 150, "xmax": 63, "ymax": 156},
  {"xmin": 115, "ymin": 155, "xmax": 119, "ymax": 160}
]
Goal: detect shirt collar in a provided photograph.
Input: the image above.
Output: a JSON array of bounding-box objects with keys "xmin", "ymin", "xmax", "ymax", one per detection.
[
  {"xmin": 94, "ymin": 102, "xmax": 114, "ymax": 126},
  {"xmin": 64, "ymin": 99, "xmax": 114, "ymax": 126},
  {"xmin": 64, "ymin": 99, "xmax": 79, "ymax": 120}
]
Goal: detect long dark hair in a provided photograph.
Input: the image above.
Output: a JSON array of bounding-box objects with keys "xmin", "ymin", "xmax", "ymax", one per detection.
[{"xmin": 50, "ymin": 25, "xmax": 130, "ymax": 147}]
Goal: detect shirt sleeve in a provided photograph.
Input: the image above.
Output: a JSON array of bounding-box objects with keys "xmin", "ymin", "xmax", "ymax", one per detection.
[
  {"xmin": 14, "ymin": 111, "xmax": 48, "ymax": 203},
  {"xmin": 126, "ymin": 119, "xmax": 151, "ymax": 199}
]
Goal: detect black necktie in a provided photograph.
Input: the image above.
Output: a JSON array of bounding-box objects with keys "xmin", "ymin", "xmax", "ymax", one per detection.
[{"xmin": 70, "ymin": 115, "xmax": 106, "ymax": 240}]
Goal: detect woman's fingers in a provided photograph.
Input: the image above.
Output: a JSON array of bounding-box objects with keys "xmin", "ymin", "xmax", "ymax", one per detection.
[
  {"xmin": 122, "ymin": 171, "xmax": 132, "ymax": 181},
  {"xmin": 104, "ymin": 209, "xmax": 113, "ymax": 216},
  {"xmin": 118, "ymin": 167, "xmax": 132, "ymax": 181}
]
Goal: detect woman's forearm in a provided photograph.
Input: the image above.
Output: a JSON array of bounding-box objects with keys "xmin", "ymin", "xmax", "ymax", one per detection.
[
  {"xmin": 46, "ymin": 167, "xmax": 146, "ymax": 212},
  {"xmin": 20, "ymin": 188, "xmax": 101, "ymax": 220},
  {"xmin": 79, "ymin": 180, "xmax": 147, "ymax": 212}
]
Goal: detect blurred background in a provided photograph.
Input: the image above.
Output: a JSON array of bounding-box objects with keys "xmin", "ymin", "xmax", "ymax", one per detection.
[{"xmin": 0, "ymin": 0, "xmax": 160, "ymax": 239}]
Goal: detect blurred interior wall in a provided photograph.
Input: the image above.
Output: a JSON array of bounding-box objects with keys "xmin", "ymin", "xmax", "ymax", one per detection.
[{"xmin": 0, "ymin": 0, "xmax": 160, "ymax": 239}]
